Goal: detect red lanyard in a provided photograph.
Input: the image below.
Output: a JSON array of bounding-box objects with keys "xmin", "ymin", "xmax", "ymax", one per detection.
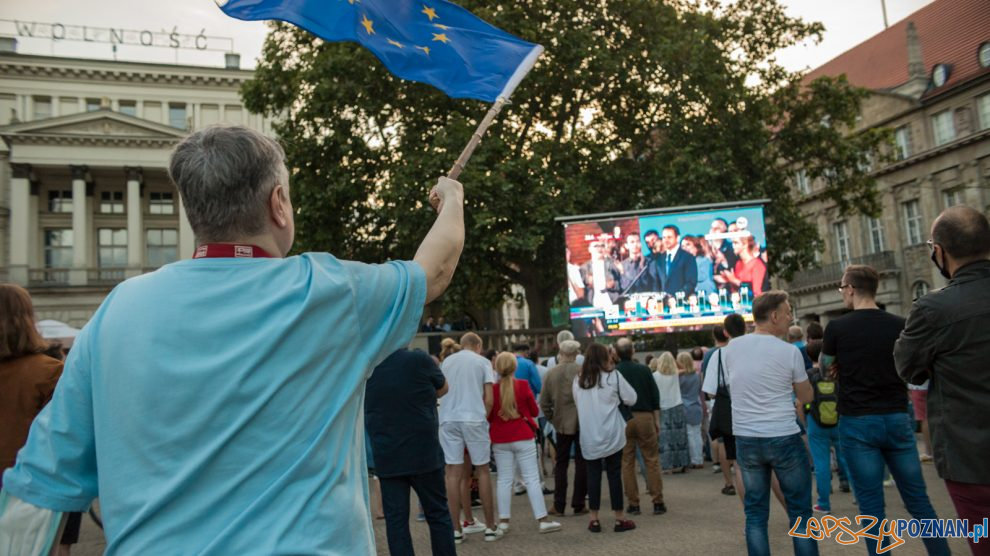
[{"xmin": 192, "ymin": 244, "xmax": 275, "ymax": 259}]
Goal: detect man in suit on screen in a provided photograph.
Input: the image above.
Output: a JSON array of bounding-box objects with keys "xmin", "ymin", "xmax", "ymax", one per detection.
[{"xmin": 656, "ymin": 225, "xmax": 698, "ymax": 297}]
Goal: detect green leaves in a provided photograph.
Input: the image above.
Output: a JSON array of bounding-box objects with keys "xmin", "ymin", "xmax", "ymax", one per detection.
[{"xmin": 242, "ymin": 1, "xmax": 887, "ymax": 326}]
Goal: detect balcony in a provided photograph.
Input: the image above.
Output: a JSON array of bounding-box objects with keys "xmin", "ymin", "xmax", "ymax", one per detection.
[
  {"xmin": 788, "ymin": 251, "xmax": 899, "ymax": 291},
  {"xmin": 87, "ymin": 268, "xmax": 127, "ymax": 285},
  {"xmin": 28, "ymin": 268, "xmax": 71, "ymax": 286}
]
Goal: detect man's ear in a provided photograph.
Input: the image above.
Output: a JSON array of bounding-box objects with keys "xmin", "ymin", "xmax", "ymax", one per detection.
[{"xmin": 270, "ymin": 184, "xmax": 289, "ymax": 228}]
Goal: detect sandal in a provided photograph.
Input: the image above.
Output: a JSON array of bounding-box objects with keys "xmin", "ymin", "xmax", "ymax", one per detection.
[
  {"xmin": 588, "ymin": 519, "xmax": 602, "ymax": 533},
  {"xmin": 721, "ymin": 484, "xmax": 736, "ymax": 496}
]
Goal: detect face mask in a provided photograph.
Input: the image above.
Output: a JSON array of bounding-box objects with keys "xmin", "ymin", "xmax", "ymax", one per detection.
[{"xmin": 931, "ymin": 247, "xmax": 951, "ymax": 280}]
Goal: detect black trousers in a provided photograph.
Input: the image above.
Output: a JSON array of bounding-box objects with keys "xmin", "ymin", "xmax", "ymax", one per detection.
[
  {"xmin": 586, "ymin": 450, "xmax": 623, "ymax": 512},
  {"xmin": 380, "ymin": 468, "xmax": 456, "ymax": 556},
  {"xmin": 553, "ymin": 432, "xmax": 588, "ymax": 513}
]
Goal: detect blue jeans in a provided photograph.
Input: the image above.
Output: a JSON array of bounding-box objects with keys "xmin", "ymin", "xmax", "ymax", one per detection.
[
  {"xmin": 736, "ymin": 433, "xmax": 819, "ymax": 556},
  {"xmin": 806, "ymin": 419, "xmax": 849, "ymax": 510},
  {"xmin": 839, "ymin": 413, "xmax": 949, "ymax": 556}
]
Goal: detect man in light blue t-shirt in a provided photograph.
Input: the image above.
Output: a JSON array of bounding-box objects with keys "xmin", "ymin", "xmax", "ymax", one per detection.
[{"xmin": 0, "ymin": 125, "xmax": 465, "ymax": 555}]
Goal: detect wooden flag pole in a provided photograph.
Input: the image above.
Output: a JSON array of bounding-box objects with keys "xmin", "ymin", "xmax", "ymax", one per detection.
[{"xmin": 446, "ymin": 97, "xmax": 508, "ymax": 181}]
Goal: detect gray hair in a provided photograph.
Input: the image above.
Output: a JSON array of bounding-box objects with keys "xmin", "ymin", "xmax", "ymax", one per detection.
[{"xmin": 168, "ymin": 125, "xmax": 287, "ymax": 243}]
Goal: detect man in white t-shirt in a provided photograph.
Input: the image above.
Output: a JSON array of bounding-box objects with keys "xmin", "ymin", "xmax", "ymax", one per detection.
[
  {"xmin": 721, "ymin": 291, "xmax": 816, "ymax": 556},
  {"xmin": 438, "ymin": 332, "xmax": 499, "ymax": 543}
]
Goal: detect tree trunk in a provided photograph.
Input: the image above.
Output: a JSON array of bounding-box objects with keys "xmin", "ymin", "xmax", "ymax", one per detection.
[{"xmin": 521, "ymin": 280, "xmax": 554, "ymax": 329}]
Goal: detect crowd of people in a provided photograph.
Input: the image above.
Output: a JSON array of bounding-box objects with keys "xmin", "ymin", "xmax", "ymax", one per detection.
[{"xmin": 0, "ymin": 125, "xmax": 986, "ymax": 556}]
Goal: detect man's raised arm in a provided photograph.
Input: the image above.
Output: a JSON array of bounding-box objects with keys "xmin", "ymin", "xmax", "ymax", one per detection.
[{"xmin": 414, "ymin": 177, "xmax": 465, "ymax": 304}]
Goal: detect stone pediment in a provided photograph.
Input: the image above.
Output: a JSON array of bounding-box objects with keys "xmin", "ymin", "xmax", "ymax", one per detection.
[{"xmin": 0, "ymin": 109, "xmax": 186, "ymax": 147}]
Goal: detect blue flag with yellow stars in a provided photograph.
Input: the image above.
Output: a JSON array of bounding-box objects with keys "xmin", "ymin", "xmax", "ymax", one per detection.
[{"xmin": 217, "ymin": 0, "xmax": 543, "ymax": 103}]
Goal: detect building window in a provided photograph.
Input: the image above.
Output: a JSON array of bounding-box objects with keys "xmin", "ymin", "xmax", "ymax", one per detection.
[
  {"xmin": 44, "ymin": 229, "xmax": 73, "ymax": 268},
  {"xmin": 866, "ymin": 216, "xmax": 886, "ymax": 254},
  {"xmin": 100, "ymin": 191, "xmax": 125, "ymax": 214},
  {"xmin": 86, "ymin": 98, "xmax": 101, "ymax": 112},
  {"xmin": 944, "ymin": 189, "xmax": 962, "ymax": 208},
  {"xmin": 794, "ymin": 169, "xmax": 810, "ymax": 195},
  {"xmin": 834, "ymin": 221, "xmax": 851, "ymax": 263},
  {"xmin": 119, "ymin": 100, "xmax": 137, "ymax": 117},
  {"xmin": 48, "ymin": 190, "xmax": 73, "ymax": 213},
  {"xmin": 169, "ymin": 103, "xmax": 188, "ymax": 129},
  {"xmin": 978, "ymin": 94, "xmax": 990, "ymax": 131},
  {"xmin": 932, "ymin": 110, "xmax": 955, "ymax": 146},
  {"xmin": 903, "ymin": 200, "xmax": 923, "ymax": 246},
  {"xmin": 894, "ymin": 126, "xmax": 911, "ymax": 160},
  {"xmin": 149, "ymin": 192, "xmax": 175, "ymax": 215},
  {"xmin": 32, "ymin": 96, "xmax": 52, "ymax": 120},
  {"xmin": 913, "ymin": 281, "xmax": 930, "ymax": 299},
  {"xmin": 98, "ymin": 229, "xmax": 128, "ymax": 268},
  {"xmin": 147, "ymin": 228, "xmax": 179, "ymax": 267}
]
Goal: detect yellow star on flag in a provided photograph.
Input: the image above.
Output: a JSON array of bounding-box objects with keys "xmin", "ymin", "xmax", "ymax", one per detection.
[
  {"xmin": 416, "ymin": 45, "xmax": 431, "ymax": 55},
  {"xmin": 422, "ymin": 5, "xmax": 438, "ymax": 21},
  {"xmin": 432, "ymin": 33, "xmax": 450, "ymax": 44},
  {"xmin": 433, "ymin": 23, "xmax": 450, "ymax": 30},
  {"xmin": 387, "ymin": 38, "xmax": 404, "ymax": 48},
  {"xmin": 361, "ymin": 14, "xmax": 375, "ymax": 34}
]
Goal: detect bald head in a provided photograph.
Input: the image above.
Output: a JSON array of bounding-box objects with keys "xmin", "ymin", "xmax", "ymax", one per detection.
[
  {"xmin": 460, "ymin": 332, "xmax": 483, "ymax": 352},
  {"xmin": 787, "ymin": 325, "xmax": 803, "ymax": 343},
  {"xmin": 932, "ymin": 206, "xmax": 990, "ymax": 260},
  {"xmin": 615, "ymin": 337, "xmax": 634, "ymax": 361}
]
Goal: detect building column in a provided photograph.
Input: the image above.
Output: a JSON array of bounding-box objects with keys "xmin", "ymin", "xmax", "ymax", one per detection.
[
  {"xmin": 125, "ymin": 166, "xmax": 144, "ymax": 277},
  {"xmin": 178, "ymin": 194, "xmax": 195, "ymax": 259},
  {"xmin": 69, "ymin": 165, "xmax": 90, "ymax": 286},
  {"xmin": 9, "ymin": 163, "xmax": 33, "ymax": 285}
]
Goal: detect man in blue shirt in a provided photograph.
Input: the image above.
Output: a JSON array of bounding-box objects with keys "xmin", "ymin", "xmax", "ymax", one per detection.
[
  {"xmin": 513, "ymin": 343, "xmax": 542, "ymax": 397},
  {"xmin": 366, "ymin": 349, "xmax": 454, "ymax": 556},
  {"xmin": 0, "ymin": 125, "xmax": 465, "ymax": 555}
]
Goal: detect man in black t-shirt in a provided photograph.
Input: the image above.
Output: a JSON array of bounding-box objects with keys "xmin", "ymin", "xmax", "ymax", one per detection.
[
  {"xmin": 821, "ymin": 265, "xmax": 948, "ymax": 556},
  {"xmin": 366, "ymin": 349, "xmax": 455, "ymax": 556}
]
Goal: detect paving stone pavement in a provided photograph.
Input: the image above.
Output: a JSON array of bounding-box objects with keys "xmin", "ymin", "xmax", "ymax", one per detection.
[{"xmin": 71, "ymin": 445, "xmax": 969, "ymax": 555}]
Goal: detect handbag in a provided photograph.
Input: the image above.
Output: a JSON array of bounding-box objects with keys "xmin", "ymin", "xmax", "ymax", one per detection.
[
  {"xmin": 614, "ymin": 372, "xmax": 634, "ymax": 422},
  {"xmin": 708, "ymin": 349, "xmax": 733, "ymax": 440}
]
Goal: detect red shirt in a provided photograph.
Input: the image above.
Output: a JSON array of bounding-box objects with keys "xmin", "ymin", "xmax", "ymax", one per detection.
[{"xmin": 488, "ymin": 378, "xmax": 539, "ymax": 444}]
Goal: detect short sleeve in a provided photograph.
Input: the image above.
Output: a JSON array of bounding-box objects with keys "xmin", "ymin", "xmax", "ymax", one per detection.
[
  {"xmin": 421, "ymin": 352, "xmax": 445, "ymax": 390},
  {"xmin": 340, "ymin": 259, "xmax": 427, "ymax": 369},
  {"xmin": 822, "ymin": 321, "xmax": 837, "ymax": 357},
  {"xmin": 790, "ymin": 346, "xmax": 808, "ymax": 384},
  {"xmin": 701, "ymin": 351, "xmax": 718, "ymax": 395}
]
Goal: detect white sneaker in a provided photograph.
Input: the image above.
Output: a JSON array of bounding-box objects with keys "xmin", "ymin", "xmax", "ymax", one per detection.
[
  {"xmin": 462, "ymin": 518, "xmax": 486, "ymax": 534},
  {"xmin": 497, "ymin": 522, "xmax": 510, "ymax": 532},
  {"xmin": 454, "ymin": 531, "xmax": 464, "ymax": 544},
  {"xmin": 539, "ymin": 520, "xmax": 562, "ymax": 534},
  {"xmin": 484, "ymin": 527, "xmax": 504, "ymax": 542}
]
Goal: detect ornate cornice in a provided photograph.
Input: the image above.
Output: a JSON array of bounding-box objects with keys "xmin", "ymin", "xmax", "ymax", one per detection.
[
  {"xmin": 0, "ymin": 59, "xmax": 250, "ymax": 89},
  {"xmin": 5, "ymin": 133, "xmax": 179, "ymax": 148}
]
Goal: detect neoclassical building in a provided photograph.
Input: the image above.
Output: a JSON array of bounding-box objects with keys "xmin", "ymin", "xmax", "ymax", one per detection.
[
  {"xmin": 0, "ymin": 41, "xmax": 272, "ymax": 326},
  {"xmin": 786, "ymin": 0, "xmax": 990, "ymax": 323}
]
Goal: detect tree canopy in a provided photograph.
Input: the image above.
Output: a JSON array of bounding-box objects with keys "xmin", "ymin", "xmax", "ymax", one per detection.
[{"xmin": 242, "ymin": 0, "xmax": 889, "ymax": 327}]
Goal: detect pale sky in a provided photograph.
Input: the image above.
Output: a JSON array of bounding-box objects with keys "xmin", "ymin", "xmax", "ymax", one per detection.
[{"xmin": 0, "ymin": 0, "xmax": 934, "ymax": 73}]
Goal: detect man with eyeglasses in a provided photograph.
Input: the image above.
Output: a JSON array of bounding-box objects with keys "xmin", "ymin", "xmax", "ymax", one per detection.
[
  {"xmin": 821, "ymin": 265, "xmax": 948, "ymax": 556},
  {"xmin": 895, "ymin": 206, "xmax": 990, "ymax": 556}
]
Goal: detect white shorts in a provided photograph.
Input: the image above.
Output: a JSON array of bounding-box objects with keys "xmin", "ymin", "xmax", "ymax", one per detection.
[{"xmin": 439, "ymin": 421, "xmax": 491, "ymax": 466}]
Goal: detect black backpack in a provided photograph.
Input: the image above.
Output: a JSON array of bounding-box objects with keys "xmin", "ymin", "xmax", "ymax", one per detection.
[{"xmin": 808, "ymin": 371, "xmax": 839, "ymax": 428}]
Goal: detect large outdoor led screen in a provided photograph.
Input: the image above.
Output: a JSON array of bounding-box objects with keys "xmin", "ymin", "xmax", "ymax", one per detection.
[{"xmin": 561, "ymin": 202, "xmax": 769, "ymax": 337}]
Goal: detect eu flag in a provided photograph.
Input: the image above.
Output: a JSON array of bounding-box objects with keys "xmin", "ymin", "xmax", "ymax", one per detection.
[{"xmin": 217, "ymin": 0, "xmax": 544, "ymax": 103}]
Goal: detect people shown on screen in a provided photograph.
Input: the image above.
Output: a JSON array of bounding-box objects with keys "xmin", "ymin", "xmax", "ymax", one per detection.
[
  {"xmin": 656, "ymin": 225, "xmax": 698, "ymax": 297},
  {"xmin": 718, "ymin": 232, "xmax": 767, "ymax": 296},
  {"xmin": 617, "ymin": 234, "xmax": 659, "ymax": 294},
  {"xmin": 580, "ymin": 240, "xmax": 621, "ymax": 310},
  {"xmin": 680, "ymin": 235, "xmax": 717, "ymax": 298},
  {"xmin": 566, "ymin": 248, "xmax": 585, "ymax": 305},
  {"xmin": 643, "ymin": 230, "xmax": 662, "ymax": 261},
  {"xmin": 708, "ymin": 218, "xmax": 738, "ymax": 275}
]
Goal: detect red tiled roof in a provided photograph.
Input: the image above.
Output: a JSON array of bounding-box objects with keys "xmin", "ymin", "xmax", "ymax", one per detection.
[{"xmin": 804, "ymin": 0, "xmax": 990, "ymax": 98}]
